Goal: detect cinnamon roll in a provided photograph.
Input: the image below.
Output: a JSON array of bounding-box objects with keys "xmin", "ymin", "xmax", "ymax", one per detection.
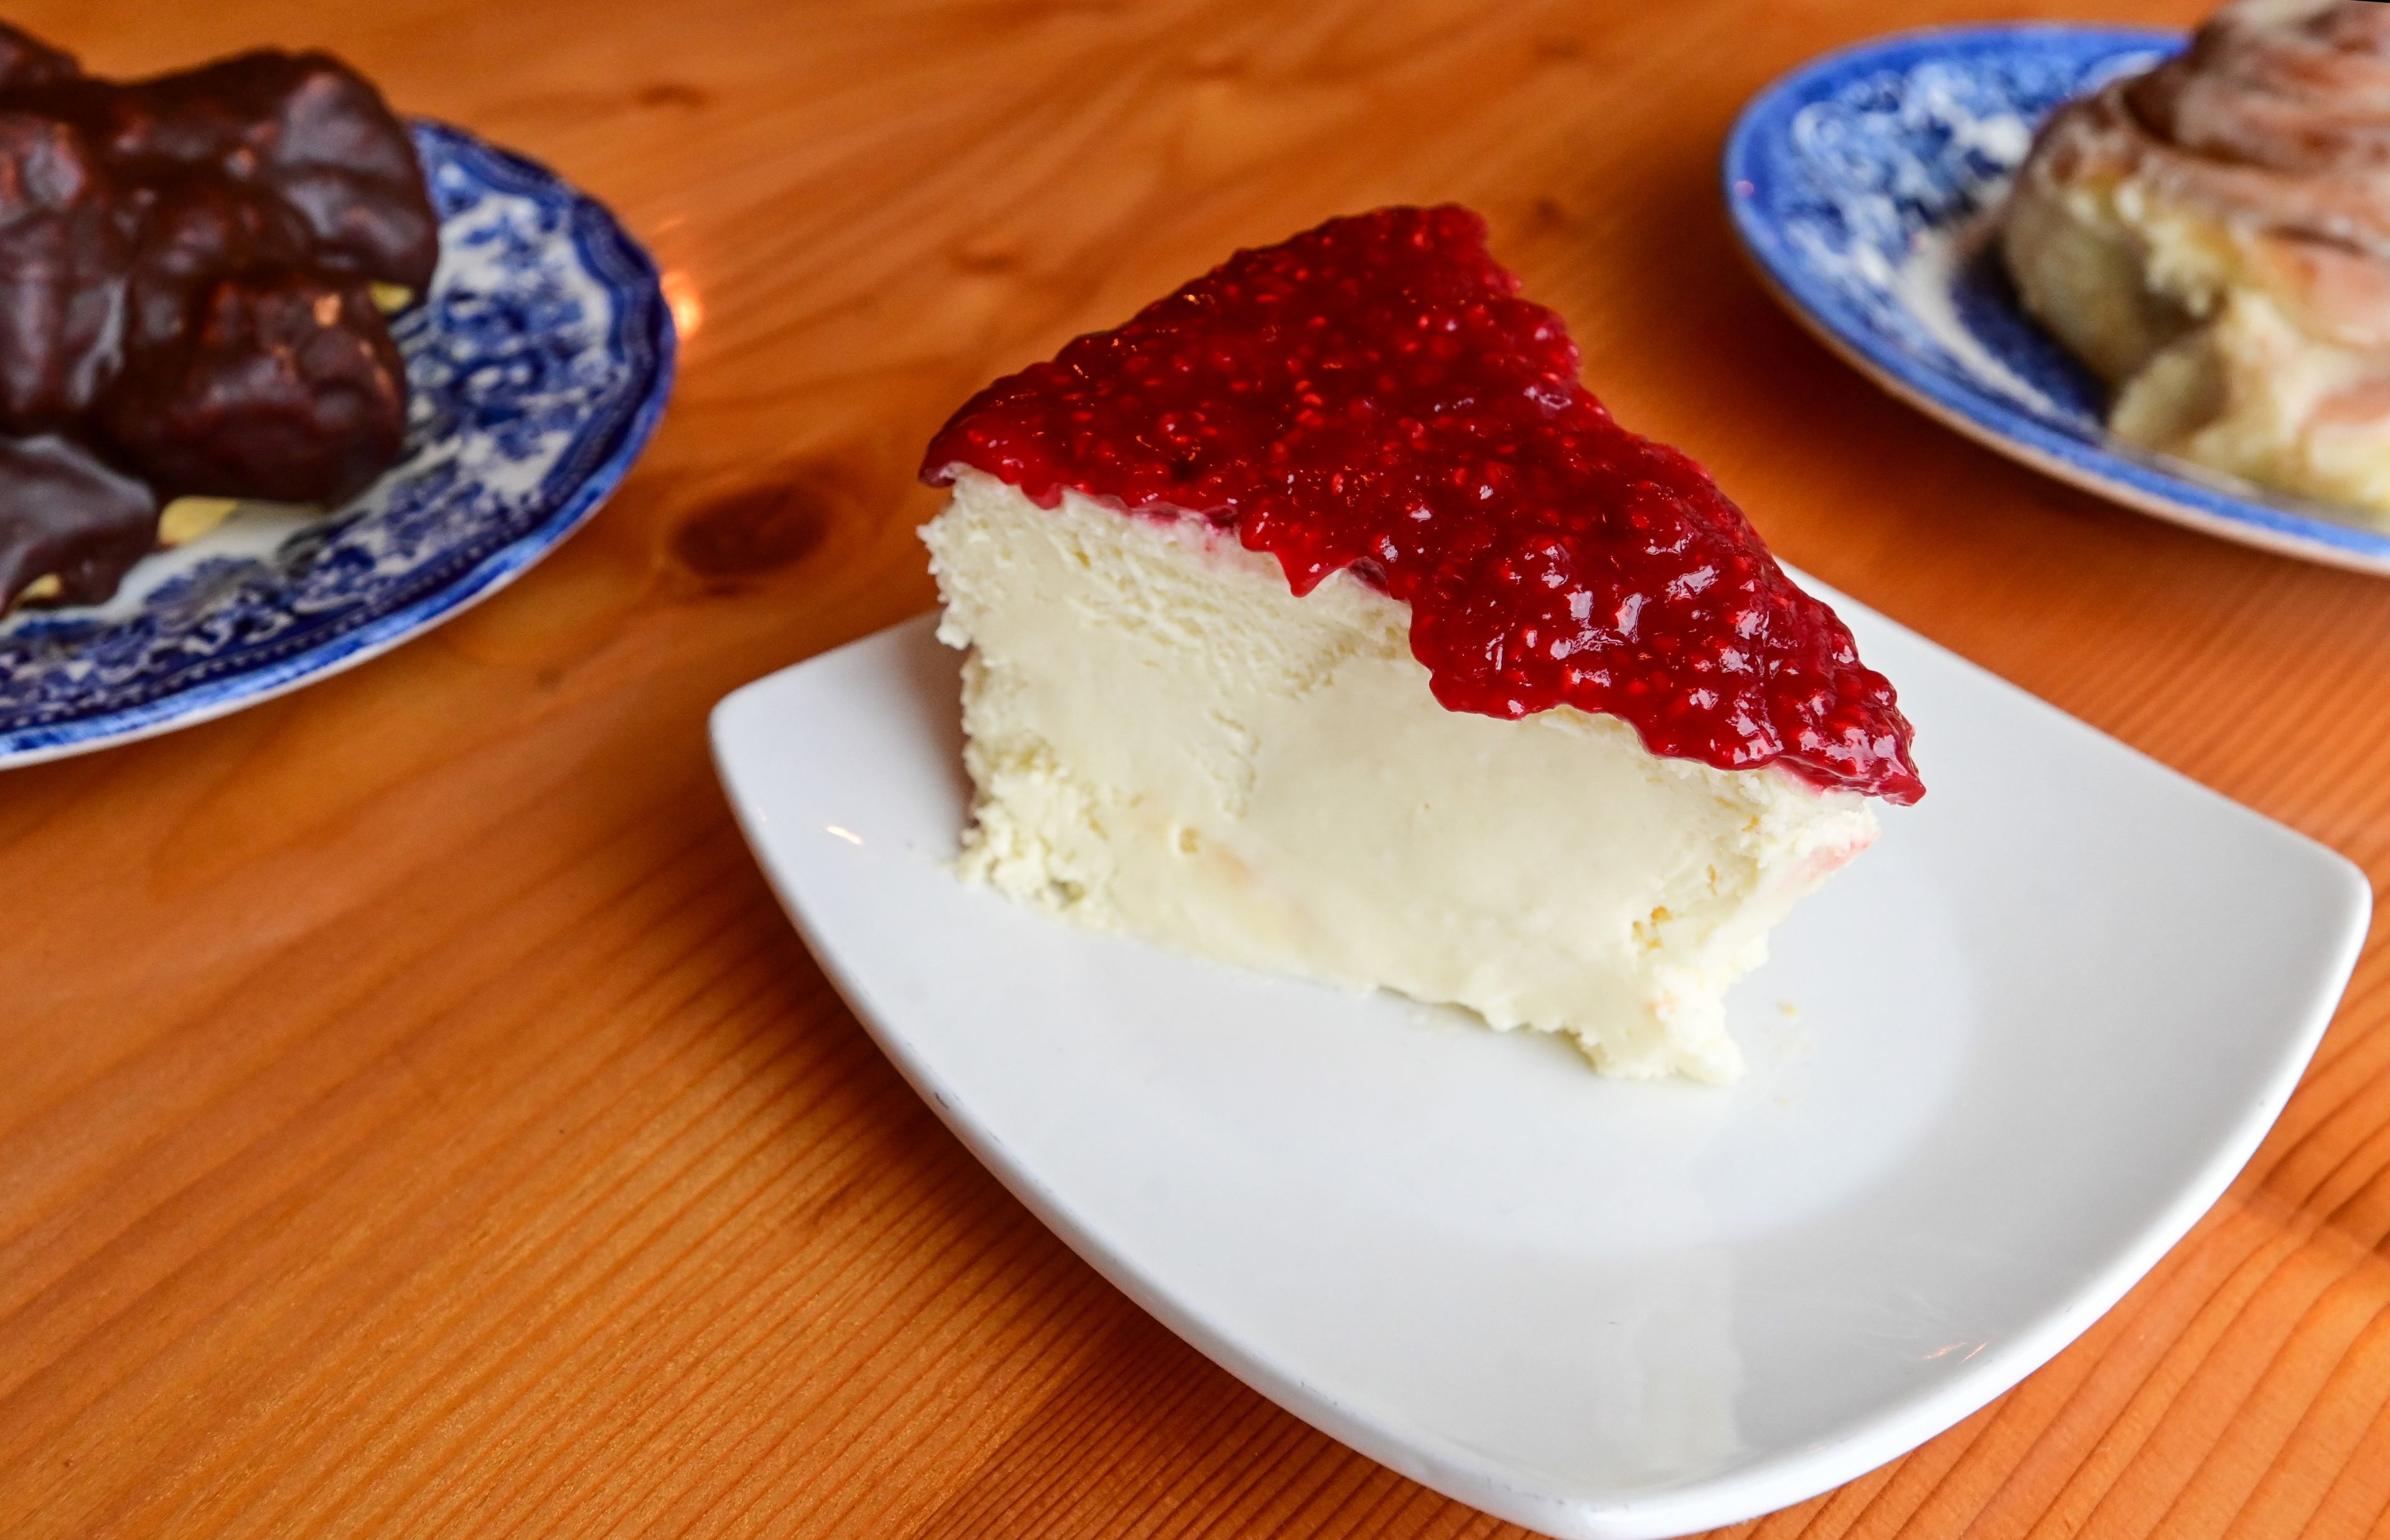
[{"xmin": 2003, "ymin": 0, "xmax": 2390, "ymax": 515}]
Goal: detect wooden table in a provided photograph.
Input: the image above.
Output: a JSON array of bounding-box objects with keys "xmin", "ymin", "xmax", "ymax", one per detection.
[{"xmin": 7, "ymin": 0, "xmax": 2388, "ymax": 1534}]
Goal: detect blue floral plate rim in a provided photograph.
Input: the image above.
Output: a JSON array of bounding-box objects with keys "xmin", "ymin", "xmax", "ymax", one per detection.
[
  {"xmin": 1724, "ymin": 22, "xmax": 2390, "ymax": 579},
  {"xmin": 0, "ymin": 118, "xmax": 677, "ymax": 767}
]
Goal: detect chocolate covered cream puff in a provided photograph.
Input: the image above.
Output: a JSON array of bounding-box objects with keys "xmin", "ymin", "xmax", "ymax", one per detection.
[{"xmin": 0, "ymin": 19, "xmax": 433, "ymax": 612}]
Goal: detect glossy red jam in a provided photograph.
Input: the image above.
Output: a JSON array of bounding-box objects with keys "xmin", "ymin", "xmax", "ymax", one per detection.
[{"xmin": 921, "ymin": 206, "xmax": 1923, "ymax": 803}]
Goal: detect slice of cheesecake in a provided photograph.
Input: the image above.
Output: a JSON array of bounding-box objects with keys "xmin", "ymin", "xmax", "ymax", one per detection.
[{"xmin": 918, "ymin": 207, "xmax": 1922, "ymax": 1082}]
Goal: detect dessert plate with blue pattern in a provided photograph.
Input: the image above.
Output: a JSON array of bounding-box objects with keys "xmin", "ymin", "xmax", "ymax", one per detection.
[
  {"xmin": 1727, "ymin": 24, "xmax": 2390, "ymax": 577},
  {"xmin": 0, "ymin": 121, "xmax": 675, "ymax": 767}
]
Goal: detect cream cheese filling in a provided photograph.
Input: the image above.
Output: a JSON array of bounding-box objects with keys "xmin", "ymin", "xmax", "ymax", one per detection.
[{"xmin": 921, "ymin": 469, "xmax": 1877, "ymax": 1082}]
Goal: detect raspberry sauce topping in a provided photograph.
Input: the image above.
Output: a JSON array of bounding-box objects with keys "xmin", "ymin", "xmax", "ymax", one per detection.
[{"xmin": 921, "ymin": 206, "xmax": 1923, "ymax": 803}]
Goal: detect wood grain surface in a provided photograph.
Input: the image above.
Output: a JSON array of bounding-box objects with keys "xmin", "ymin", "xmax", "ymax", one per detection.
[{"xmin": 4, "ymin": 0, "xmax": 2386, "ymax": 1534}]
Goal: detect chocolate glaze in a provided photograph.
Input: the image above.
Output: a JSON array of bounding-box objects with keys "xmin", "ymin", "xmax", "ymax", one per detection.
[
  {"xmin": 101, "ymin": 273, "xmax": 405, "ymax": 505},
  {"xmin": 0, "ymin": 24, "xmax": 71, "ymax": 95},
  {"xmin": 0, "ymin": 110, "xmax": 128, "ymax": 431},
  {"xmin": 26, "ymin": 50, "xmax": 439, "ymax": 291},
  {"xmin": 0, "ymin": 19, "xmax": 435, "ymax": 611},
  {"xmin": 120, "ymin": 174, "xmax": 312, "ymax": 353},
  {"xmin": 0, "ymin": 432, "xmax": 155, "ymax": 604}
]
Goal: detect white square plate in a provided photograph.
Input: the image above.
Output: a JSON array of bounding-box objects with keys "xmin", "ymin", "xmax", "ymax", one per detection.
[{"xmin": 711, "ymin": 602, "xmax": 2368, "ymax": 1539}]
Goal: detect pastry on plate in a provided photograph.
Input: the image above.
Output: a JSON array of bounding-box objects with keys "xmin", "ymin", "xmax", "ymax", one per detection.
[
  {"xmin": 917, "ymin": 207, "xmax": 1923, "ymax": 1083},
  {"xmin": 2005, "ymin": 0, "xmax": 2390, "ymax": 515},
  {"xmin": 0, "ymin": 19, "xmax": 436, "ymax": 612}
]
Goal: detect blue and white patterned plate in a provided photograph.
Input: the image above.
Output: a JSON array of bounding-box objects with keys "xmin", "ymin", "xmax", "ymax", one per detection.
[
  {"xmin": 1727, "ymin": 25, "xmax": 2390, "ymax": 577},
  {"xmin": 0, "ymin": 120, "xmax": 675, "ymax": 767}
]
